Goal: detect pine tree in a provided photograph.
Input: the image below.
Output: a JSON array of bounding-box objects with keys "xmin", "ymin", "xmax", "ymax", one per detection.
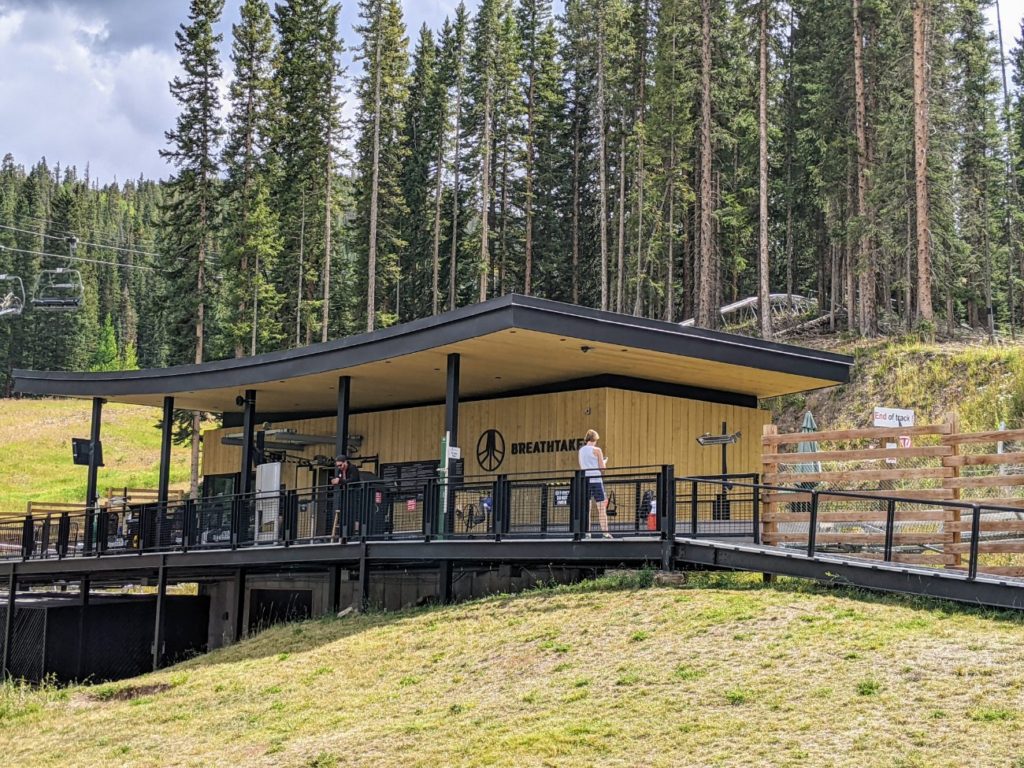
[
  {"xmin": 354, "ymin": 0, "xmax": 409, "ymax": 329},
  {"xmin": 399, "ymin": 25, "xmax": 441, "ymax": 320},
  {"xmin": 272, "ymin": 0, "xmax": 344, "ymax": 345},
  {"xmin": 443, "ymin": 3, "xmax": 471, "ymax": 312},
  {"xmin": 221, "ymin": 0, "xmax": 284, "ymax": 356},
  {"xmin": 160, "ymin": 0, "xmax": 224, "ymax": 497}
]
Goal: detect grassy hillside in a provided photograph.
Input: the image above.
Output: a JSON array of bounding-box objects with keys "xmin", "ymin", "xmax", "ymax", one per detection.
[
  {"xmin": 0, "ymin": 398, "xmax": 193, "ymax": 513},
  {"xmin": 2, "ymin": 574, "xmax": 1023, "ymax": 768},
  {"xmin": 768, "ymin": 339, "xmax": 1024, "ymax": 434}
]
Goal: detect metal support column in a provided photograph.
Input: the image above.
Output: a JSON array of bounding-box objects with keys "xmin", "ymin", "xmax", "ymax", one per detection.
[
  {"xmin": 234, "ymin": 569, "xmax": 247, "ymax": 643},
  {"xmin": 336, "ymin": 376, "xmax": 351, "ymax": 460},
  {"xmin": 2, "ymin": 570, "xmax": 15, "ymax": 679},
  {"xmin": 438, "ymin": 560, "xmax": 454, "ymax": 604},
  {"xmin": 358, "ymin": 553, "xmax": 371, "ymax": 612},
  {"xmin": 84, "ymin": 397, "xmax": 105, "ymax": 554},
  {"xmin": 329, "ymin": 565, "xmax": 342, "ymax": 613},
  {"xmin": 157, "ymin": 397, "xmax": 175, "ymax": 506},
  {"xmin": 333, "ymin": 376, "xmax": 350, "ymax": 539},
  {"xmin": 76, "ymin": 576, "xmax": 90, "ymax": 680},
  {"xmin": 445, "ymin": 353, "xmax": 460, "ymax": 454},
  {"xmin": 439, "ymin": 353, "xmax": 460, "ymax": 584},
  {"xmin": 239, "ymin": 390, "xmax": 257, "ymax": 497},
  {"xmin": 152, "ymin": 564, "xmax": 167, "ymax": 670}
]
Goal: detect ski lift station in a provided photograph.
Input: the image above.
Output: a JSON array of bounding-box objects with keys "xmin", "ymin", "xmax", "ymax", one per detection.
[{"xmin": 9, "ymin": 294, "xmax": 1024, "ymax": 683}]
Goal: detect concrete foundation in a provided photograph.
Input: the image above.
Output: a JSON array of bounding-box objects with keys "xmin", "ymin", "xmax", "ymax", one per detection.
[{"xmin": 200, "ymin": 564, "xmax": 592, "ymax": 649}]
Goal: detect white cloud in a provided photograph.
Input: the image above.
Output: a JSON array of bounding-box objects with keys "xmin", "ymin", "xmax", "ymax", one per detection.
[{"xmin": 0, "ymin": 2, "xmax": 178, "ymax": 181}]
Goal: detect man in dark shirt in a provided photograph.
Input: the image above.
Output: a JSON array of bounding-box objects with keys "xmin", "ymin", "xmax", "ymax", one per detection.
[{"xmin": 329, "ymin": 456, "xmax": 361, "ymax": 539}]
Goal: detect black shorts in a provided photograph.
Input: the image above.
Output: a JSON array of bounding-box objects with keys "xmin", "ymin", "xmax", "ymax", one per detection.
[{"xmin": 588, "ymin": 481, "xmax": 606, "ymax": 503}]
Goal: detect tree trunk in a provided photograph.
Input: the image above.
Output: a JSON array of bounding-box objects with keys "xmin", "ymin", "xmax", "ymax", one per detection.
[
  {"xmin": 853, "ymin": 0, "xmax": 874, "ymax": 336},
  {"xmin": 572, "ymin": 112, "xmax": 581, "ymax": 305},
  {"xmin": 597, "ymin": 17, "xmax": 609, "ymax": 311},
  {"xmin": 450, "ymin": 69, "xmax": 463, "ymax": 312},
  {"xmin": 616, "ymin": 131, "xmax": 626, "ymax": 313},
  {"xmin": 322, "ymin": 149, "xmax": 332, "ymax": 342},
  {"xmin": 913, "ymin": 0, "xmax": 932, "ymax": 324},
  {"xmin": 696, "ymin": 0, "xmax": 715, "ymax": 328},
  {"xmin": 524, "ymin": 66, "xmax": 535, "ymax": 296},
  {"xmin": 431, "ymin": 136, "xmax": 445, "ymax": 315},
  {"xmin": 367, "ymin": 31, "xmax": 383, "ymax": 332},
  {"xmin": 758, "ymin": 0, "xmax": 772, "ymax": 339},
  {"xmin": 479, "ymin": 77, "xmax": 493, "ymax": 303}
]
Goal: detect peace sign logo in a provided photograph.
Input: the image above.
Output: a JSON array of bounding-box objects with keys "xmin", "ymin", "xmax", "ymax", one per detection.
[{"xmin": 476, "ymin": 429, "xmax": 506, "ymax": 472}]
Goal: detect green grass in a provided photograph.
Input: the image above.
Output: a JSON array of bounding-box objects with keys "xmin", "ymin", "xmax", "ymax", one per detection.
[
  {"xmin": 767, "ymin": 339, "xmax": 1024, "ymax": 433},
  {"xmin": 3, "ymin": 573, "xmax": 1024, "ymax": 767},
  {"xmin": 0, "ymin": 398, "xmax": 194, "ymax": 512}
]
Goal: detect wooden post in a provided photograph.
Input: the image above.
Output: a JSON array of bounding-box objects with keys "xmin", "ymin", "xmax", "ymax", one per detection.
[
  {"xmin": 762, "ymin": 424, "xmax": 778, "ymax": 546},
  {"xmin": 941, "ymin": 412, "xmax": 961, "ymax": 568}
]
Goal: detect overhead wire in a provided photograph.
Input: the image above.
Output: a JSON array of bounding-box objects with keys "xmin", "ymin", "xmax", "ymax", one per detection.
[
  {"xmin": 0, "ymin": 244, "xmax": 163, "ymax": 272},
  {"xmin": 15, "ymin": 213, "xmax": 159, "ymax": 252},
  {"xmin": 0, "ymin": 222, "xmax": 164, "ymax": 259}
]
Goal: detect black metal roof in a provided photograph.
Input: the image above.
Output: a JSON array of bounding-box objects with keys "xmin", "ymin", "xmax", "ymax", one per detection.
[{"xmin": 13, "ymin": 294, "xmax": 852, "ymax": 411}]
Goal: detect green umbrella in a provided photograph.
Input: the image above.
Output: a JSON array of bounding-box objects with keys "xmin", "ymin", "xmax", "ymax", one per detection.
[{"xmin": 794, "ymin": 411, "xmax": 821, "ymax": 476}]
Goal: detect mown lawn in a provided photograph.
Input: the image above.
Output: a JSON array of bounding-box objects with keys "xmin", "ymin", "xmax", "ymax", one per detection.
[
  {"xmin": 0, "ymin": 398, "xmax": 192, "ymax": 512},
  {"xmin": 2, "ymin": 573, "xmax": 1024, "ymax": 768}
]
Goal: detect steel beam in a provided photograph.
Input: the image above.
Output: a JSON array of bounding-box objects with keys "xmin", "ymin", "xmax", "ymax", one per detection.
[
  {"xmin": 76, "ymin": 576, "xmax": 90, "ymax": 680},
  {"xmin": 2, "ymin": 570, "xmax": 15, "ymax": 679},
  {"xmin": 674, "ymin": 539, "xmax": 1024, "ymax": 611},
  {"xmin": 152, "ymin": 564, "xmax": 167, "ymax": 670},
  {"xmin": 239, "ymin": 390, "xmax": 257, "ymax": 497},
  {"xmin": 157, "ymin": 396, "xmax": 174, "ymax": 506},
  {"xmin": 234, "ymin": 569, "xmax": 247, "ymax": 643},
  {"xmin": 438, "ymin": 560, "xmax": 453, "ymax": 604},
  {"xmin": 84, "ymin": 397, "xmax": 104, "ymax": 554}
]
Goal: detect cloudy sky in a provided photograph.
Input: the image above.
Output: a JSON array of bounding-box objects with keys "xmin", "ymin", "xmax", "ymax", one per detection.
[{"xmin": 0, "ymin": 0, "xmax": 1021, "ymax": 184}]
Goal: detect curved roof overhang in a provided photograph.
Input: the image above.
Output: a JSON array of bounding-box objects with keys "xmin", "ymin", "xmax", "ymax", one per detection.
[{"xmin": 13, "ymin": 295, "xmax": 853, "ymax": 414}]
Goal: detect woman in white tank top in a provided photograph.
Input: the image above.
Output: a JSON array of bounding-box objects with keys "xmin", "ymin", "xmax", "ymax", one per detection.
[{"xmin": 578, "ymin": 429, "xmax": 611, "ymax": 538}]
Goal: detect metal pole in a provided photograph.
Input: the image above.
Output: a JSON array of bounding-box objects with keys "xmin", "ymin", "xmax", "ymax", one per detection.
[
  {"xmin": 234, "ymin": 568, "xmax": 247, "ymax": 642},
  {"xmin": 239, "ymin": 390, "xmax": 257, "ymax": 497},
  {"xmin": 883, "ymin": 498, "xmax": 896, "ymax": 562},
  {"xmin": 968, "ymin": 505, "xmax": 982, "ymax": 581},
  {"xmin": 152, "ymin": 564, "xmax": 167, "ymax": 670},
  {"xmin": 84, "ymin": 397, "xmax": 105, "ymax": 555},
  {"xmin": 806, "ymin": 491, "xmax": 820, "ymax": 558},
  {"xmin": 333, "ymin": 376, "xmax": 350, "ymax": 538},
  {"xmin": 76, "ymin": 576, "xmax": 90, "ymax": 680},
  {"xmin": 2, "ymin": 570, "xmax": 15, "ymax": 679},
  {"xmin": 157, "ymin": 396, "xmax": 175, "ymax": 506}
]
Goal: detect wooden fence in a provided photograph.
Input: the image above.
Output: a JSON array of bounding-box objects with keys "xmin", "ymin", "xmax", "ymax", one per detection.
[{"xmin": 762, "ymin": 414, "xmax": 1024, "ymax": 576}]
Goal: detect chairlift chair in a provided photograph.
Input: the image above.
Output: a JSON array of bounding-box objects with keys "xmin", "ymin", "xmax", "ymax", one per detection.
[
  {"xmin": 31, "ymin": 267, "xmax": 85, "ymax": 311},
  {"xmin": 0, "ymin": 274, "xmax": 26, "ymax": 318}
]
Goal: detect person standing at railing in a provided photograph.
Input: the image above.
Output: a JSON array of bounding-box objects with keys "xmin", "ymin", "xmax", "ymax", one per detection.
[
  {"xmin": 329, "ymin": 456, "xmax": 362, "ymax": 539},
  {"xmin": 578, "ymin": 430, "xmax": 612, "ymax": 538}
]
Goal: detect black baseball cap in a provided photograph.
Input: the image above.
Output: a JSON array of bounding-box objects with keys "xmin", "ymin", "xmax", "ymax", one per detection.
[{"xmin": 335, "ymin": 455, "xmax": 348, "ymax": 463}]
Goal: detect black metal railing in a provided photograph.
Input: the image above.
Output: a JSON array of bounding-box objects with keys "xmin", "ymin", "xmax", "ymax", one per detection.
[
  {"xmin": 15, "ymin": 468, "xmax": 1022, "ymax": 583},
  {"xmin": 0, "ymin": 466, "xmax": 677, "ymax": 561},
  {"xmin": 675, "ymin": 474, "xmax": 760, "ymax": 540},
  {"xmin": 688, "ymin": 475, "xmax": 1024, "ymax": 582}
]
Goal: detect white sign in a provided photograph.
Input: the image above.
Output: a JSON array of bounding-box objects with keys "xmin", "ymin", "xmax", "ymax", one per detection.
[
  {"xmin": 447, "ymin": 445, "xmax": 462, "ymax": 460},
  {"xmin": 872, "ymin": 407, "xmax": 915, "ymax": 428}
]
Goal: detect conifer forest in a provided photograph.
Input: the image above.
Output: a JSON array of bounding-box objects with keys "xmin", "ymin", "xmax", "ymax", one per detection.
[{"xmin": 2, "ymin": 0, "xmax": 1024, "ymax": 397}]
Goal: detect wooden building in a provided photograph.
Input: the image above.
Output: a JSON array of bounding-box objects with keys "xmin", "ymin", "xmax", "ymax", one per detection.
[{"xmin": 15, "ymin": 294, "xmax": 851, "ymax": 503}]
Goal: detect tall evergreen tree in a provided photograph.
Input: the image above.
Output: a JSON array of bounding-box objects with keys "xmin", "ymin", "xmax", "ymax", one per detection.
[
  {"xmin": 160, "ymin": 0, "xmax": 224, "ymax": 497},
  {"xmin": 221, "ymin": 0, "xmax": 284, "ymax": 356},
  {"xmin": 354, "ymin": 0, "xmax": 409, "ymax": 329}
]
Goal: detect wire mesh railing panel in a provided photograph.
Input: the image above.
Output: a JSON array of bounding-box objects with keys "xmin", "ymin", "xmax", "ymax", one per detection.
[
  {"xmin": 601, "ymin": 475, "xmax": 660, "ymax": 536},
  {"xmin": 676, "ymin": 475, "xmax": 758, "ymax": 538},
  {"xmin": 507, "ymin": 482, "xmax": 571, "ymax": 534}
]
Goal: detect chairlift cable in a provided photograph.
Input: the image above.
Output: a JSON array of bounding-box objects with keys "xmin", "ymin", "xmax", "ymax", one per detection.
[
  {"xmin": 0, "ymin": 222, "xmax": 164, "ymax": 259},
  {"xmin": 0, "ymin": 244, "xmax": 163, "ymax": 272},
  {"xmin": 14, "ymin": 213, "xmax": 159, "ymax": 252}
]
